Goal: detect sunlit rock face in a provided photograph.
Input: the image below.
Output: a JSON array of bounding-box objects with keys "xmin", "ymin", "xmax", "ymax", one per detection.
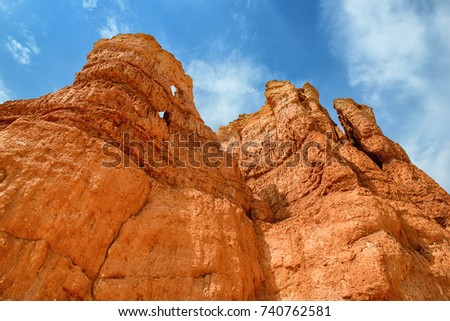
[
  {"xmin": 219, "ymin": 80, "xmax": 450, "ymax": 300},
  {"xmin": 1, "ymin": 34, "xmax": 449, "ymax": 300}
]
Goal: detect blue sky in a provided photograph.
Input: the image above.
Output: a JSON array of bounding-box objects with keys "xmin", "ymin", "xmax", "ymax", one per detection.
[{"xmin": 0, "ymin": 0, "xmax": 449, "ymax": 192}]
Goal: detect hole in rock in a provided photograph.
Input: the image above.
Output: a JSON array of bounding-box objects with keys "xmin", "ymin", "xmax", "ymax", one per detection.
[
  {"xmin": 170, "ymin": 85, "xmax": 177, "ymax": 96},
  {"xmin": 162, "ymin": 111, "xmax": 171, "ymax": 126}
]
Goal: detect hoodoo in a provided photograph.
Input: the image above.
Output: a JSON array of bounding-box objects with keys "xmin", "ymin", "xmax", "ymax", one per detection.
[{"xmin": 1, "ymin": 34, "xmax": 449, "ymax": 300}]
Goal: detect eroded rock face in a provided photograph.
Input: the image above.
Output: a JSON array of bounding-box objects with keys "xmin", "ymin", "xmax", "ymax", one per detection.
[
  {"xmin": 0, "ymin": 34, "xmax": 262, "ymax": 300},
  {"xmin": 1, "ymin": 34, "xmax": 449, "ymax": 300},
  {"xmin": 218, "ymin": 81, "xmax": 450, "ymax": 300}
]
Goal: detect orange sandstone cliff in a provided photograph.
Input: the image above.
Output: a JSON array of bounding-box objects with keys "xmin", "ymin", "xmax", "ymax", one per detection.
[{"xmin": 1, "ymin": 34, "xmax": 449, "ymax": 300}]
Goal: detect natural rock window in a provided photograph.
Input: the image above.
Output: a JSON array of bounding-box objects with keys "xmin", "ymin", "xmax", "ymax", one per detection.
[
  {"xmin": 170, "ymin": 85, "xmax": 177, "ymax": 96},
  {"xmin": 157, "ymin": 111, "xmax": 170, "ymax": 126}
]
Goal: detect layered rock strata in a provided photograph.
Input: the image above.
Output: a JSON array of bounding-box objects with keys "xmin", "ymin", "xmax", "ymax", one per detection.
[
  {"xmin": 0, "ymin": 34, "xmax": 261, "ymax": 300},
  {"xmin": 218, "ymin": 81, "xmax": 450, "ymax": 300},
  {"xmin": 1, "ymin": 34, "xmax": 449, "ymax": 300}
]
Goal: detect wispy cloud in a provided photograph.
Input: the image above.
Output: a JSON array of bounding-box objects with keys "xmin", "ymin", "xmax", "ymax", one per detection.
[
  {"xmin": 321, "ymin": 0, "xmax": 450, "ymax": 192},
  {"xmin": 115, "ymin": 0, "xmax": 126, "ymax": 12},
  {"xmin": 98, "ymin": 16, "xmax": 130, "ymax": 38},
  {"xmin": 232, "ymin": 13, "xmax": 252, "ymax": 42},
  {"xmin": 0, "ymin": 0, "xmax": 8, "ymax": 14},
  {"xmin": 0, "ymin": 0, "xmax": 22, "ymax": 15},
  {"xmin": 94, "ymin": 0, "xmax": 131, "ymax": 38},
  {"xmin": 186, "ymin": 51, "xmax": 269, "ymax": 131},
  {"xmin": 81, "ymin": 0, "xmax": 97, "ymax": 10},
  {"xmin": 0, "ymin": 79, "xmax": 10, "ymax": 103},
  {"xmin": 233, "ymin": 0, "xmax": 255, "ymax": 9},
  {"xmin": 232, "ymin": 0, "xmax": 258, "ymax": 42},
  {"xmin": 232, "ymin": 13, "xmax": 257, "ymax": 42},
  {"xmin": 6, "ymin": 35, "xmax": 40, "ymax": 65}
]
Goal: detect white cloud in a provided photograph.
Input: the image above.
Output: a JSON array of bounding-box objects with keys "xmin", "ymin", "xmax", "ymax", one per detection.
[
  {"xmin": 98, "ymin": 16, "xmax": 130, "ymax": 39},
  {"xmin": 186, "ymin": 51, "xmax": 269, "ymax": 131},
  {"xmin": 6, "ymin": 36, "xmax": 40, "ymax": 65},
  {"xmin": 115, "ymin": 0, "xmax": 126, "ymax": 12},
  {"xmin": 82, "ymin": 0, "xmax": 97, "ymax": 10},
  {"xmin": 0, "ymin": 79, "xmax": 10, "ymax": 103},
  {"xmin": 232, "ymin": 13, "xmax": 250, "ymax": 41},
  {"xmin": 0, "ymin": 0, "xmax": 22, "ymax": 15},
  {"xmin": 321, "ymin": 0, "xmax": 450, "ymax": 192},
  {"xmin": 323, "ymin": 0, "xmax": 430, "ymax": 91}
]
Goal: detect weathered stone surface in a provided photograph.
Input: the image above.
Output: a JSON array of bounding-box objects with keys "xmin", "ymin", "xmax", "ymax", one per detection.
[
  {"xmin": 1, "ymin": 34, "xmax": 449, "ymax": 300},
  {"xmin": 218, "ymin": 80, "xmax": 450, "ymax": 300},
  {"xmin": 0, "ymin": 34, "xmax": 262, "ymax": 300}
]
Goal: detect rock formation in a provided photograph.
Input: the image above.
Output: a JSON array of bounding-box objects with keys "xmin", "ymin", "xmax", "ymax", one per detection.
[
  {"xmin": 218, "ymin": 81, "xmax": 450, "ymax": 300},
  {"xmin": 1, "ymin": 34, "xmax": 449, "ymax": 300}
]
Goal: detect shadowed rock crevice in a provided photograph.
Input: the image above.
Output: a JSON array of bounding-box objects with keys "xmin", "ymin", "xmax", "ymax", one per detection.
[{"xmin": 91, "ymin": 183, "xmax": 151, "ymax": 300}]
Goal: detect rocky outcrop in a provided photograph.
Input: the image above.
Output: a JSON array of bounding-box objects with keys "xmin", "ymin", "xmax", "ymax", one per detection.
[
  {"xmin": 1, "ymin": 34, "xmax": 449, "ymax": 300},
  {"xmin": 0, "ymin": 34, "xmax": 261, "ymax": 300},
  {"xmin": 218, "ymin": 81, "xmax": 450, "ymax": 300}
]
